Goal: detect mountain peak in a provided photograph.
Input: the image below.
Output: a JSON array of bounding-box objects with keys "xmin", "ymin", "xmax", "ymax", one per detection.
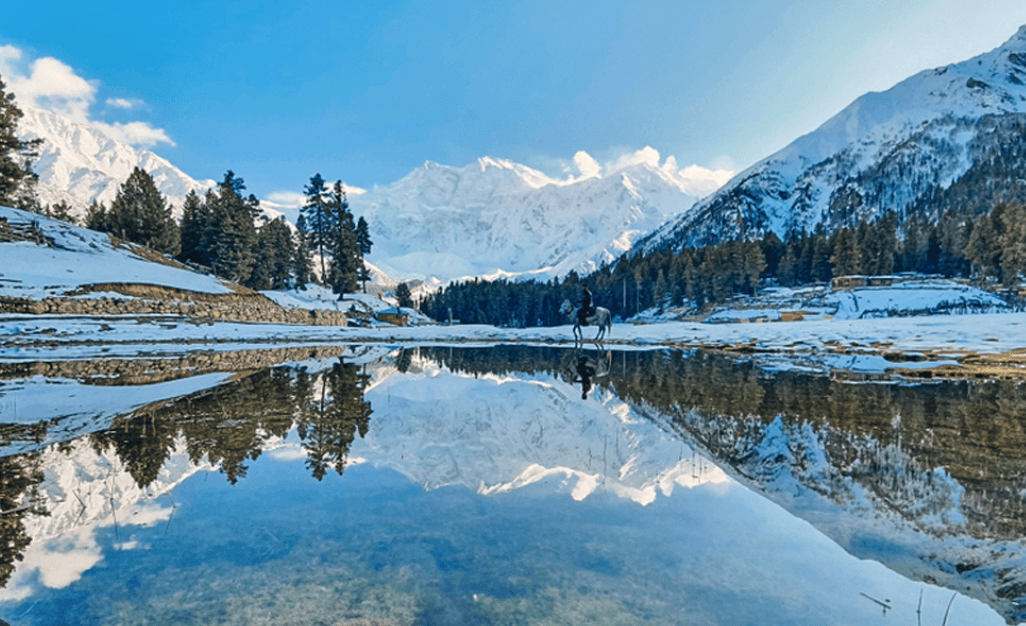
[
  {"xmin": 639, "ymin": 26, "xmax": 1026, "ymax": 252},
  {"xmin": 18, "ymin": 105, "xmax": 214, "ymax": 217}
]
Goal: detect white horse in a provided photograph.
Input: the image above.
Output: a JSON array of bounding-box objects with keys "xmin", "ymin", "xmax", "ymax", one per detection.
[{"xmin": 559, "ymin": 299, "xmax": 612, "ymax": 342}]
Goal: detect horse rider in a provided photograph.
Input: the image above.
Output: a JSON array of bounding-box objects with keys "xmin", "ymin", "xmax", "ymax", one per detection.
[{"xmin": 578, "ymin": 286, "xmax": 594, "ymax": 326}]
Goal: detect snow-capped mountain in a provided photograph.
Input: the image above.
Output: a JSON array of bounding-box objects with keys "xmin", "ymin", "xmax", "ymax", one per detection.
[
  {"xmin": 351, "ymin": 154, "xmax": 713, "ymax": 282},
  {"xmin": 18, "ymin": 95, "xmax": 722, "ymax": 282},
  {"xmin": 640, "ymin": 24, "xmax": 1026, "ymax": 252},
  {"xmin": 17, "ymin": 105, "xmax": 214, "ymax": 215}
]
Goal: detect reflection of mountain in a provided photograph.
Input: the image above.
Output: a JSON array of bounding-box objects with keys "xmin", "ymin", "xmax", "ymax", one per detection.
[
  {"xmin": 354, "ymin": 351, "xmax": 723, "ymax": 504},
  {"xmin": 596, "ymin": 350, "xmax": 1026, "ymax": 623},
  {"xmin": 7, "ymin": 345, "xmax": 1026, "ymax": 621}
]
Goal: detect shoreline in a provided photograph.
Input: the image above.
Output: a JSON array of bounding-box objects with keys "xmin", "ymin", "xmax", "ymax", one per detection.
[{"xmin": 3, "ymin": 311, "xmax": 1026, "ymax": 381}]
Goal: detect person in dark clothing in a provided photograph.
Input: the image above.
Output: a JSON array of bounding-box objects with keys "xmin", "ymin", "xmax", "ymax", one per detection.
[{"xmin": 578, "ymin": 286, "xmax": 593, "ymax": 326}]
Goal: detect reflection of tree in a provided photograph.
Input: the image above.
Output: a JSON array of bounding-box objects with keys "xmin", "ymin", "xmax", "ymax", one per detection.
[
  {"xmin": 396, "ymin": 349, "xmax": 414, "ymax": 374},
  {"xmin": 0, "ymin": 453, "xmax": 45, "ymax": 588},
  {"xmin": 84, "ymin": 362, "xmax": 374, "ymax": 488},
  {"xmin": 90, "ymin": 411, "xmax": 177, "ymax": 489},
  {"xmin": 297, "ymin": 360, "xmax": 373, "ymax": 481},
  {"xmin": 89, "ymin": 367, "xmax": 305, "ymax": 487},
  {"xmin": 179, "ymin": 368, "xmax": 296, "ymax": 484},
  {"xmin": 419, "ymin": 345, "xmax": 1026, "ymax": 540}
]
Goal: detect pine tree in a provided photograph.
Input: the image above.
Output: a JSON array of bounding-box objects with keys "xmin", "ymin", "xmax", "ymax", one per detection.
[
  {"xmin": 292, "ymin": 214, "xmax": 312, "ymax": 289},
  {"xmin": 830, "ymin": 227, "xmax": 860, "ymax": 277},
  {"xmin": 84, "ymin": 200, "xmax": 109, "ymax": 232},
  {"xmin": 810, "ymin": 228, "xmax": 833, "ymax": 283},
  {"xmin": 395, "ymin": 282, "xmax": 414, "ymax": 308},
  {"xmin": 300, "ymin": 173, "xmax": 331, "ymax": 282},
  {"xmin": 327, "ymin": 180, "xmax": 359, "ymax": 296},
  {"xmin": 777, "ymin": 241, "xmax": 799, "ymax": 286},
  {"xmin": 250, "ymin": 217, "xmax": 296, "ymax": 290},
  {"xmin": 107, "ymin": 167, "xmax": 180, "ymax": 255},
  {"xmin": 207, "ymin": 171, "xmax": 259, "ymax": 284},
  {"xmin": 46, "ymin": 200, "xmax": 74, "ymax": 223},
  {"xmin": 355, "ymin": 215, "xmax": 372, "ymax": 256},
  {"xmin": 178, "ymin": 190, "xmax": 210, "ymax": 265},
  {"xmin": 0, "ymin": 75, "xmax": 41, "ymax": 211},
  {"xmin": 357, "ymin": 264, "xmax": 372, "ymax": 293},
  {"xmin": 964, "ymin": 210, "xmax": 1002, "ymax": 280}
]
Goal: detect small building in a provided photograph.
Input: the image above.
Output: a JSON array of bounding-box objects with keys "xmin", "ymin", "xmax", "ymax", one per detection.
[{"xmin": 375, "ymin": 307, "xmax": 409, "ymax": 326}]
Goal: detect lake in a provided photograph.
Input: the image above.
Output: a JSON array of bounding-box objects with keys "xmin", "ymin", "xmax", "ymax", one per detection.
[{"xmin": 1, "ymin": 344, "xmax": 1024, "ymax": 625}]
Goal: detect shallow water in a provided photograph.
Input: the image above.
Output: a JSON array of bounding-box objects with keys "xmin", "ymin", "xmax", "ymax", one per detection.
[{"xmin": 1, "ymin": 345, "xmax": 1024, "ymax": 625}]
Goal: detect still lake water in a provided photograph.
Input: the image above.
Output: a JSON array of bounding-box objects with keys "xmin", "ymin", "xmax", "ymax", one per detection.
[{"xmin": 1, "ymin": 344, "xmax": 1025, "ymax": 625}]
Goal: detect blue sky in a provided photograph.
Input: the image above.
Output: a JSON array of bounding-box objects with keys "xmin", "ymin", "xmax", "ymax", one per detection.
[{"xmin": 2, "ymin": 0, "xmax": 1026, "ymax": 202}]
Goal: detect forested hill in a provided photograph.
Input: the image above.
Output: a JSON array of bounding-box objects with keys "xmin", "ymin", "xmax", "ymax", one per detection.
[{"xmin": 638, "ymin": 25, "xmax": 1026, "ymax": 253}]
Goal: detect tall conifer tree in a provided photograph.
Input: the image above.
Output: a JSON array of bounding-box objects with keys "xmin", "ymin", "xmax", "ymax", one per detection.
[
  {"xmin": 107, "ymin": 167, "xmax": 180, "ymax": 255},
  {"xmin": 0, "ymin": 75, "xmax": 41, "ymax": 210}
]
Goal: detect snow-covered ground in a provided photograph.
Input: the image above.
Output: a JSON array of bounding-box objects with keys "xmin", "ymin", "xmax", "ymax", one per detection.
[
  {"xmin": 0, "ymin": 206, "xmax": 233, "ymax": 299},
  {"xmin": 2, "ymin": 311, "xmax": 1025, "ymax": 372},
  {"xmin": 3, "ymin": 205, "xmax": 1025, "ymax": 378}
]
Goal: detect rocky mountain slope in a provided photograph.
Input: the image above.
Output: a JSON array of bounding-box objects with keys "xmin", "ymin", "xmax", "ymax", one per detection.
[
  {"xmin": 352, "ymin": 155, "xmax": 711, "ymax": 281},
  {"xmin": 17, "ymin": 105, "xmax": 214, "ymax": 214},
  {"xmin": 640, "ymin": 25, "xmax": 1026, "ymax": 252},
  {"xmin": 16, "ymin": 98, "xmax": 722, "ymax": 283}
]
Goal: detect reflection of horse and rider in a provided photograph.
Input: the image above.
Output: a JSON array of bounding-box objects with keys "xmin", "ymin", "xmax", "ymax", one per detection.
[
  {"xmin": 570, "ymin": 348, "xmax": 611, "ymax": 399},
  {"xmin": 559, "ymin": 286, "xmax": 613, "ymax": 342}
]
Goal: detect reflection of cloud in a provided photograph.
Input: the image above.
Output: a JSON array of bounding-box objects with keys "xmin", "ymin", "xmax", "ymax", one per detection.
[
  {"xmin": 0, "ymin": 526, "xmax": 101, "ymax": 601},
  {"xmin": 0, "ymin": 499, "xmax": 175, "ymax": 602},
  {"xmin": 0, "ymin": 43, "xmax": 173, "ymax": 149},
  {"xmin": 267, "ymin": 443, "xmax": 308, "ymax": 461}
]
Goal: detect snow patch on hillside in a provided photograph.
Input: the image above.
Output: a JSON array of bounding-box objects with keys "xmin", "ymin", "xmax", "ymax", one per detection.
[{"xmin": 0, "ymin": 205, "xmax": 233, "ymax": 297}]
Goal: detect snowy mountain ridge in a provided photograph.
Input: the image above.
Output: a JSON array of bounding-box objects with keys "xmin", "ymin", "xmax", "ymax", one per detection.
[
  {"xmin": 351, "ymin": 150, "xmax": 721, "ymax": 281},
  {"xmin": 18, "ymin": 98, "xmax": 728, "ymax": 282},
  {"xmin": 18, "ymin": 105, "xmax": 215, "ymax": 215},
  {"xmin": 640, "ymin": 24, "xmax": 1026, "ymax": 252}
]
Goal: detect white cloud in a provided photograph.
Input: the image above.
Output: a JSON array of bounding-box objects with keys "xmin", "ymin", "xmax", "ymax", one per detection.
[
  {"xmin": 573, "ymin": 150, "xmax": 601, "ymax": 179},
  {"xmin": 263, "ymin": 190, "xmax": 307, "ymax": 209},
  {"xmin": 106, "ymin": 97, "xmax": 140, "ymax": 110},
  {"xmin": 606, "ymin": 146, "xmax": 662, "ymax": 174},
  {"xmin": 557, "ymin": 146, "xmax": 734, "ymax": 197},
  {"xmin": 93, "ymin": 120, "xmax": 176, "ymax": 149},
  {"xmin": 9, "ymin": 56, "xmax": 96, "ymax": 122},
  {"xmin": 0, "ymin": 44, "xmax": 23, "ymax": 78},
  {"xmin": 0, "ymin": 44, "xmax": 173, "ymax": 149},
  {"xmin": 677, "ymin": 164, "xmax": 735, "ymax": 197}
]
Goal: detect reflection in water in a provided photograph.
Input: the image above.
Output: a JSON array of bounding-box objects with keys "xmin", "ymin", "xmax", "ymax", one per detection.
[
  {"xmin": 570, "ymin": 348, "xmax": 610, "ymax": 400},
  {"xmin": 1, "ymin": 345, "xmax": 1025, "ymax": 623}
]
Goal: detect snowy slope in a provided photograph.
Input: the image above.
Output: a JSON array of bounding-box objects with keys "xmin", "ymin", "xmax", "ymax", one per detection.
[
  {"xmin": 0, "ymin": 205, "xmax": 234, "ymax": 298},
  {"xmin": 350, "ymin": 155, "xmax": 710, "ymax": 281},
  {"xmin": 641, "ymin": 25, "xmax": 1026, "ymax": 251},
  {"xmin": 17, "ymin": 106, "xmax": 215, "ymax": 216}
]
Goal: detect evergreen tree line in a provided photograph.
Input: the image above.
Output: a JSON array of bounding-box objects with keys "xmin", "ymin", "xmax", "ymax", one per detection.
[
  {"xmin": 80, "ymin": 168, "xmax": 373, "ymax": 294},
  {"xmin": 0, "ymin": 73, "xmax": 375, "ymax": 294},
  {"xmin": 422, "ymin": 200, "xmax": 1025, "ymax": 327}
]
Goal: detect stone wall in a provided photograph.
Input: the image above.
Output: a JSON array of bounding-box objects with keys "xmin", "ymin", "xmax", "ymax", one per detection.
[
  {"xmin": 0, "ymin": 282, "xmax": 347, "ymax": 326},
  {"xmin": 0, "ymin": 345, "xmax": 358, "ymax": 385}
]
